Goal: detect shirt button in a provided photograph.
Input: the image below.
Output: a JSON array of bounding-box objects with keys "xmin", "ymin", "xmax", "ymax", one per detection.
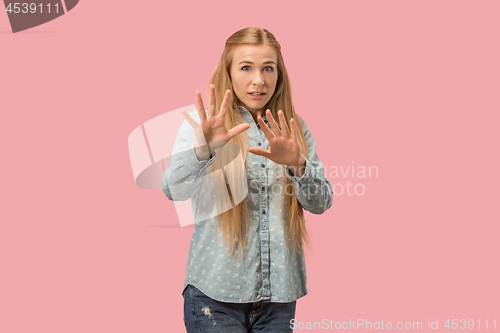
[
  {"xmin": 262, "ymin": 210, "xmax": 266, "ymax": 214},
  {"xmin": 261, "ymin": 164, "xmax": 265, "ymax": 168},
  {"xmin": 258, "ymin": 142, "xmax": 261, "ymax": 146},
  {"xmin": 261, "ymin": 187, "xmax": 265, "ymax": 191}
]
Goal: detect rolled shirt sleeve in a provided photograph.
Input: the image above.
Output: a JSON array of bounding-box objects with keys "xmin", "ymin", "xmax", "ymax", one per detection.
[
  {"xmin": 284, "ymin": 119, "xmax": 333, "ymax": 214},
  {"xmin": 162, "ymin": 110, "xmax": 217, "ymax": 202}
]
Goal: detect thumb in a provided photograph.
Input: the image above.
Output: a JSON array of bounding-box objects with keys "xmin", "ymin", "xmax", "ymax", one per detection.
[
  {"xmin": 227, "ymin": 123, "xmax": 251, "ymax": 139},
  {"xmin": 248, "ymin": 147, "xmax": 271, "ymax": 158}
]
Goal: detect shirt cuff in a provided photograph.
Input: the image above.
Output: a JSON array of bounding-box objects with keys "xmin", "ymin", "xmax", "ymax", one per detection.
[
  {"xmin": 184, "ymin": 148, "xmax": 217, "ymax": 175},
  {"xmin": 285, "ymin": 157, "xmax": 315, "ymax": 184}
]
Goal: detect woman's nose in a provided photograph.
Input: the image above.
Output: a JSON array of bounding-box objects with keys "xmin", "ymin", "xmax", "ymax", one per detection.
[{"xmin": 252, "ymin": 72, "xmax": 265, "ymax": 85}]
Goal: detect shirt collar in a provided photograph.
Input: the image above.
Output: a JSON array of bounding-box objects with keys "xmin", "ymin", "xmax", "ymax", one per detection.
[{"xmin": 238, "ymin": 105, "xmax": 269, "ymax": 123}]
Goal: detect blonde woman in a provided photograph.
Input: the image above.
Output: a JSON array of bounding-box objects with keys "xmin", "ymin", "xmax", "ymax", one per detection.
[{"xmin": 163, "ymin": 27, "xmax": 333, "ymax": 333}]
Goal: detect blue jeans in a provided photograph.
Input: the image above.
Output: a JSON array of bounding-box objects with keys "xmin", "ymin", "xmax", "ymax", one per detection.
[{"xmin": 183, "ymin": 284, "xmax": 296, "ymax": 332}]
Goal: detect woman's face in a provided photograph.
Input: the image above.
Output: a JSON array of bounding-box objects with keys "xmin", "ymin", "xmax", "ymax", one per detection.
[{"xmin": 229, "ymin": 44, "xmax": 278, "ymax": 116}]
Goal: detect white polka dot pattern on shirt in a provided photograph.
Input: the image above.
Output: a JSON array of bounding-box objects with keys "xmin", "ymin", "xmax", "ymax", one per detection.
[{"xmin": 162, "ymin": 106, "xmax": 332, "ymax": 303}]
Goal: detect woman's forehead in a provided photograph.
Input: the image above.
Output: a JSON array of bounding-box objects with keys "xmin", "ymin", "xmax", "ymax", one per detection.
[{"xmin": 231, "ymin": 44, "xmax": 278, "ymax": 64}]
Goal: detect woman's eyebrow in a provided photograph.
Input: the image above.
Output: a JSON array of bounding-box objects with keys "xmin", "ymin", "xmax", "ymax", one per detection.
[{"xmin": 238, "ymin": 60, "xmax": 276, "ymax": 65}]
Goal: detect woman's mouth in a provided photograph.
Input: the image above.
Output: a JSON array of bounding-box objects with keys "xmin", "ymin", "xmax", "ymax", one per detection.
[{"xmin": 248, "ymin": 92, "xmax": 266, "ymax": 99}]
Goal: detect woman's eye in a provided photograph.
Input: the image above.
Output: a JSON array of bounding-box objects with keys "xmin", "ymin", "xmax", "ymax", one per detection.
[{"xmin": 242, "ymin": 65, "xmax": 273, "ymax": 72}]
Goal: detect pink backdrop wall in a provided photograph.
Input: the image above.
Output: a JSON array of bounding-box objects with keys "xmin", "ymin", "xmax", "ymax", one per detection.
[{"xmin": 1, "ymin": 0, "xmax": 498, "ymax": 332}]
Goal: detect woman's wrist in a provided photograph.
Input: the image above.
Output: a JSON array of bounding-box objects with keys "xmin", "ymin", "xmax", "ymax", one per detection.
[
  {"xmin": 194, "ymin": 143, "xmax": 212, "ymax": 161},
  {"xmin": 287, "ymin": 154, "xmax": 306, "ymax": 177}
]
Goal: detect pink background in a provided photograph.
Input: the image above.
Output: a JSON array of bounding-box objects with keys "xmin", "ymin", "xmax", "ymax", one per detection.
[{"xmin": 1, "ymin": 1, "xmax": 499, "ymax": 332}]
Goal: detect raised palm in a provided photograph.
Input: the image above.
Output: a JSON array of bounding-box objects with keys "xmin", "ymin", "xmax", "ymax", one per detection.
[
  {"xmin": 181, "ymin": 85, "xmax": 250, "ymax": 158},
  {"xmin": 248, "ymin": 109, "xmax": 303, "ymax": 167}
]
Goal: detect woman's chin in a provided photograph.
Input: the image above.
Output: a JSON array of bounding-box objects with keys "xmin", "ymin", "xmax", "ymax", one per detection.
[{"xmin": 243, "ymin": 100, "xmax": 267, "ymax": 112}]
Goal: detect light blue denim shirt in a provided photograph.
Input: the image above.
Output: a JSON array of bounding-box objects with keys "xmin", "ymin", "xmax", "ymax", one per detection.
[{"xmin": 162, "ymin": 106, "xmax": 333, "ymax": 303}]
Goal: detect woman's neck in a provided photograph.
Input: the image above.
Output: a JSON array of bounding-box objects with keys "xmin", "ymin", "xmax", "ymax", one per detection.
[{"xmin": 239, "ymin": 104, "xmax": 265, "ymax": 124}]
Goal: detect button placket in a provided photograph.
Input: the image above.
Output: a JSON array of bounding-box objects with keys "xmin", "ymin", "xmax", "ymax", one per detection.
[
  {"xmin": 261, "ymin": 158, "xmax": 267, "ymax": 230},
  {"xmin": 239, "ymin": 105, "xmax": 272, "ymax": 301},
  {"xmin": 259, "ymin": 153, "xmax": 271, "ymax": 300}
]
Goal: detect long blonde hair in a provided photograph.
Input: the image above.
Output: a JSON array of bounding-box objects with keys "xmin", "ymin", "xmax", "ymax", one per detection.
[{"xmin": 209, "ymin": 27, "xmax": 310, "ymax": 257}]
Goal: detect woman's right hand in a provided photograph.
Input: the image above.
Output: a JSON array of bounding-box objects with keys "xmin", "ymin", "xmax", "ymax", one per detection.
[{"xmin": 181, "ymin": 84, "xmax": 251, "ymax": 160}]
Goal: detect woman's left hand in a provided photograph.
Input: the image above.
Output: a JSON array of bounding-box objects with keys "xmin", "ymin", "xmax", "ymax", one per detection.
[{"xmin": 248, "ymin": 109, "xmax": 306, "ymax": 170}]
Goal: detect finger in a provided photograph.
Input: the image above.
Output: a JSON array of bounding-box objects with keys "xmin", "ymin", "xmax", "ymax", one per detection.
[
  {"xmin": 195, "ymin": 90, "xmax": 207, "ymax": 122},
  {"xmin": 218, "ymin": 89, "xmax": 231, "ymax": 119},
  {"xmin": 291, "ymin": 118, "xmax": 298, "ymax": 142},
  {"xmin": 266, "ymin": 109, "xmax": 282, "ymax": 137},
  {"xmin": 227, "ymin": 123, "xmax": 250, "ymax": 139},
  {"xmin": 248, "ymin": 147, "xmax": 272, "ymax": 158},
  {"xmin": 181, "ymin": 108, "xmax": 199, "ymax": 128},
  {"xmin": 278, "ymin": 110, "xmax": 290, "ymax": 140},
  {"xmin": 208, "ymin": 84, "xmax": 216, "ymax": 117},
  {"xmin": 257, "ymin": 114, "xmax": 275, "ymax": 140}
]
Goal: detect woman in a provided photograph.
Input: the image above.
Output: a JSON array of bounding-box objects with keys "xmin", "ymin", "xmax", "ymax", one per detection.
[{"xmin": 162, "ymin": 27, "xmax": 333, "ymax": 333}]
